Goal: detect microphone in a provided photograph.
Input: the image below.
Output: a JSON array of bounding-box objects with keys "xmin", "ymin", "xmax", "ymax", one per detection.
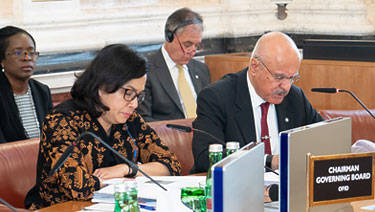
[
  {"xmin": 167, "ymin": 124, "xmax": 279, "ymax": 170},
  {"xmin": 166, "ymin": 124, "xmax": 225, "ymax": 145},
  {"xmin": 166, "ymin": 124, "xmax": 192, "ymax": 133},
  {"xmin": 311, "ymin": 88, "xmax": 375, "ymax": 119},
  {"xmin": 49, "ymin": 131, "xmax": 167, "ymax": 191},
  {"xmin": 268, "ymin": 184, "xmax": 279, "ymax": 202},
  {"xmin": 311, "ymin": 88, "xmax": 337, "ymax": 93},
  {"xmin": 0, "ymin": 197, "xmax": 18, "ymax": 212}
]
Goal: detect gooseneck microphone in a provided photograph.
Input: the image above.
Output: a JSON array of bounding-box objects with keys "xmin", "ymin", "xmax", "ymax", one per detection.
[
  {"xmin": 48, "ymin": 145, "xmax": 74, "ymax": 176},
  {"xmin": 49, "ymin": 131, "xmax": 167, "ymax": 191},
  {"xmin": 311, "ymin": 88, "xmax": 375, "ymax": 119},
  {"xmin": 264, "ymin": 165, "xmax": 279, "ymax": 176},
  {"xmin": 166, "ymin": 124, "xmax": 278, "ymax": 170},
  {"xmin": 0, "ymin": 197, "xmax": 18, "ymax": 212},
  {"xmin": 166, "ymin": 124, "xmax": 225, "ymax": 145},
  {"xmin": 311, "ymin": 88, "xmax": 337, "ymax": 93},
  {"xmin": 167, "ymin": 124, "xmax": 280, "ymax": 201},
  {"xmin": 268, "ymin": 184, "xmax": 279, "ymax": 202}
]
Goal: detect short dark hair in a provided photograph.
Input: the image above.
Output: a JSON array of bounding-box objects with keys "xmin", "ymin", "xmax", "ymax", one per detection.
[
  {"xmin": 71, "ymin": 44, "xmax": 147, "ymax": 118},
  {"xmin": 165, "ymin": 7, "xmax": 203, "ymax": 36},
  {"xmin": 0, "ymin": 26, "xmax": 36, "ymax": 69}
]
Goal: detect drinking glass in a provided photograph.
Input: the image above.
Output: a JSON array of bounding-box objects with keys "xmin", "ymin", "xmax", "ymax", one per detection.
[
  {"xmin": 180, "ymin": 186, "xmax": 206, "ymax": 212},
  {"xmin": 114, "ymin": 183, "xmax": 128, "ymax": 212}
]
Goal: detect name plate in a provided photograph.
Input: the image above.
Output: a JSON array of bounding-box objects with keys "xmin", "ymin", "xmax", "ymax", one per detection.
[{"xmin": 308, "ymin": 152, "xmax": 375, "ymax": 206}]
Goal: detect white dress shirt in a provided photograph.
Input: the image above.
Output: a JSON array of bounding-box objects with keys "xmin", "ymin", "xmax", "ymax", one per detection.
[
  {"xmin": 161, "ymin": 45, "xmax": 197, "ymax": 118},
  {"xmin": 246, "ymin": 72, "xmax": 280, "ymax": 155}
]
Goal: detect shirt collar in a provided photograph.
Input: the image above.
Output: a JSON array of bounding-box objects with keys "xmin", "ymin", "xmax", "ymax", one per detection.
[
  {"xmin": 161, "ymin": 44, "xmax": 187, "ymax": 70},
  {"xmin": 246, "ymin": 70, "xmax": 267, "ymax": 108}
]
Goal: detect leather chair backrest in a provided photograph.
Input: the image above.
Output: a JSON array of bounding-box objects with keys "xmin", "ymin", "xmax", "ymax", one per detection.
[
  {"xmin": 148, "ymin": 118, "xmax": 194, "ymax": 176},
  {"xmin": 0, "ymin": 118, "xmax": 194, "ymax": 208},
  {"xmin": 319, "ymin": 109, "xmax": 375, "ymax": 144},
  {"xmin": 0, "ymin": 138, "xmax": 39, "ymax": 208}
]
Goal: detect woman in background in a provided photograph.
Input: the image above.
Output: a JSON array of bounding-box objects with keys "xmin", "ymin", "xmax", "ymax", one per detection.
[
  {"xmin": 25, "ymin": 44, "xmax": 181, "ymax": 209},
  {"xmin": 0, "ymin": 26, "xmax": 52, "ymax": 143}
]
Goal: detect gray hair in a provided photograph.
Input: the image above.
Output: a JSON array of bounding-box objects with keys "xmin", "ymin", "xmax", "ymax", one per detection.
[{"xmin": 165, "ymin": 7, "xmax": 203, "ymax": 36}]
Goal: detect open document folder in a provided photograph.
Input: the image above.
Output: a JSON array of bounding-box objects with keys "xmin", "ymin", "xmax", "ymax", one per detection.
[
  {"xmin": 88, "ymin": 172, "xmax": 280, "ymax": 212},
  {"xmin": 90, "ymin": 176, "xmax": 206, "ymax": 212}
]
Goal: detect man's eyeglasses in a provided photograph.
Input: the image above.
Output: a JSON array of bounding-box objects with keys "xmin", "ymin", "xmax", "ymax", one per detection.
[
  {"xmin": 175, "ymin": 34, "xmax": 203, "ymax": 54},
  {"xmin": 121, "ymin": 87, "xmax": 146, "ymax": 104},
  {"xmin": 254, "ymin": 56, "xmax": 301, "ymax": 84},
  {"xmin": 7, "ymin": 50, "xmax": 40, "ymax": 60}
]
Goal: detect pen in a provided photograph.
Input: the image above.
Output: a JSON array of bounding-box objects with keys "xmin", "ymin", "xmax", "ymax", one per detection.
[{"xmin": 140, "ymin": 204, "xmax": 156, "ymax": 211}]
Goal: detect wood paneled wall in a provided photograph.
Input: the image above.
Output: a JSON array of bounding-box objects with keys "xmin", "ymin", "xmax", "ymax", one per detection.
[
  {"xmin": 205, "ymin": 52, "xmax": 251, "ymax": 82},
  {"xmin": 296, "ymin": 59, "xmax": 375, "ymax": 110},
  {"xmin": 204, "ymin": 53, "xmax": 375, "ymax": 110}
]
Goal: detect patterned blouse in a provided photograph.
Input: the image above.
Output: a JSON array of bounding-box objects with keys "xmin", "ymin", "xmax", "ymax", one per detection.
[{"xmin": 25, "ymin": 100, "xmax": 181, "ymax": 209}]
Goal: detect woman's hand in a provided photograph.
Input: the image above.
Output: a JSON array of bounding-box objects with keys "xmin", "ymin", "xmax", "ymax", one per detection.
[{"xmin": 93, "ymin": 164, "xmax": 130, "ymax": 180}]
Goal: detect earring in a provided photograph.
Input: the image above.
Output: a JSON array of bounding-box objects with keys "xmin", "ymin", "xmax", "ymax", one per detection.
[{"xmin": 1, "ymin": 67, "xmax": 3, "ymax": 73}]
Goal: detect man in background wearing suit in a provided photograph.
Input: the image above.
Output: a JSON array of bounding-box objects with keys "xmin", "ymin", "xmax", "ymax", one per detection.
[
  {"xmin": 138, "ymin": 8, "xmax": 210, "ymax": 122},
  {"xmin": 191, "ymin": 32, "xmax": 323, "ymax": 173}
]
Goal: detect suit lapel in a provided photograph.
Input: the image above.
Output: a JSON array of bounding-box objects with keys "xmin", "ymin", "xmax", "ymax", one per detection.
[
  {"xmin": 233, "ymin": 69, "xmax": 257, "ymax": 145},
  {"xmin": 29, "ymin": 80, "xmax": 44, "ymax": 125},
  {"xmin": 152, "ymin": 50, "xmax": 184, "ymax": 113},
  {"xmin": 187, "ymin": 63, "xmax": 201, "ymax": 93},
  {"xmin": 276, "ymin": 101, "xmax": 292, "ymax": 132}
]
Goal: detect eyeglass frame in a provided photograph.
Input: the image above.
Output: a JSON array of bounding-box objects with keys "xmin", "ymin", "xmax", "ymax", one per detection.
[
  {"xmin": 6, "ymin": 50, "xmax": 40, "ymax": 60},
  {"xmin": 175, "ymin": 34, "xmax": 203, "ymax": 54},
  {"xmin": 253, "ymin": 55, "xmax": 301, "ymax": 84},
  {"xmin": 120, "ymin": 87, "xmax": 146, "ymax": 104}
]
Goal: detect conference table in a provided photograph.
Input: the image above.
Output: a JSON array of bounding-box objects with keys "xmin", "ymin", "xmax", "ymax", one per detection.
[
  {"xmin": 33, "ymin": 173, "xmax": 375, "ymax": 212},
  {"xmin": 34, "ymin": 196, "xmax": 375, "ymax": 211}
]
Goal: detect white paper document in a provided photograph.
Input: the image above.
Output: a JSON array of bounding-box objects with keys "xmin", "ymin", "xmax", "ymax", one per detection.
[
  {"xmin": 264, "ymin": 171, "xmax": 280, "ymax": 186},
  {"xmin": 90, "ymin": 176, "xmax": 205, "ymax": 212}
]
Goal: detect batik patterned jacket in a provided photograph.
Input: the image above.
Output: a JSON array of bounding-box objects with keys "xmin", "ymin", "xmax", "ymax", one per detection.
[{"xmin": 25, "ymin": 100, "xmax": 181, "ymax": 209}]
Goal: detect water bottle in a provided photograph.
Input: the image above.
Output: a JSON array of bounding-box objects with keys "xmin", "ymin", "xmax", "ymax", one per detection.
[
  {"xmin": 226, "ymin": 141, "xmax": 240, "ymax": 156},
  {"xmin": 126, "ymin": 181, "xmax": 140, "ymax": 212},
  {"xmin": 114, "ymin": 183, "xmax": 128, "ymax": 212},
  {"xmin": 205, "ymin": 144, "xmax": 223, "ymax": 212}
]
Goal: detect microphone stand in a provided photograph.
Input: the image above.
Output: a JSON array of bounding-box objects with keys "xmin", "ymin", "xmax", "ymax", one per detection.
[
  {"xmin": 165, "ymin": 124, "xmax": 225, "ymax": 145},
  {"xmin": 338, "ymin": 89, "xmax": 375, "ymax": 119},
  {"xmin": 82, "ymin": 132, "xmax": 167, "ymax": 191},
  {"xmin": 264, "ymin": 166, "xmax": 279, "ymax": 176},
  {"xmin": 0, "ymin": 197, "xmax": 18, "ymax": 212},
  {"xmin": 49, "ymin": 131, "xmax": 167, "ymax": 191},
  {"xmin": 192, "ymin": 128, "xmax": 225, "ymax": 145}
]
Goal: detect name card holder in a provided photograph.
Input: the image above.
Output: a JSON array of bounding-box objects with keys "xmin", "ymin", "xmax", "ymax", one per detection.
[{"xmin": 306, "ymin": 152, "xmax": 375, "ymax": 212}]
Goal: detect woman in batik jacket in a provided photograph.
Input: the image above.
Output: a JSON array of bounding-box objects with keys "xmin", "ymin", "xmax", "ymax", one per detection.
[{"xmin": 25, "ymin": 44, "xmax": 181, "ymax": 209}]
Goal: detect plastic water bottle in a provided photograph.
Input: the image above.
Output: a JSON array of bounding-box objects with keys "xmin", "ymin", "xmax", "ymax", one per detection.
[
  {"xmin": 126, "ymin": 181, "xmax": 140, "ymax": 212},
  {"xmin": 205, "ymin": 144, "xmax": 223, "ymax": 212},
  {"xmin": 226, "ymin": 141, "xmax": 240, "ymax": 156},
  {"xmin": 114, "ymin": 183, "xmax": 128, "ymax": 212}
]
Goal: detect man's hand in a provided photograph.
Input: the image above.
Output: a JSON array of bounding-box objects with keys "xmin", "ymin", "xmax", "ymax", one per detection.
[
  {"xmin": 271, "ymin": 154, "xmax": 279, "ymax": 170},
  {"xmin": 93, "ymin": 164, "xmax": 130, "ymax": 180}
]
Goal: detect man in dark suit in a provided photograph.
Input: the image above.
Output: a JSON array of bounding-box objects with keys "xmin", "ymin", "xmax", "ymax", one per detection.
[
  {"xmin": 192, "ymin": 32, "xmax": 324, "ymax": 173},
  {"xmin": 138, "ymin": 8, "xmax": 210, "ymax": 122}
]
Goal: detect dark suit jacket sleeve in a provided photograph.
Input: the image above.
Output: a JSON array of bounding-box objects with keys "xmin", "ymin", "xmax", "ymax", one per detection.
[
  {"xmin": 299, "ymin": 87, "xmax": 324, "ymax": 124},
  {"xmin": 277, "ymin": 86, "xmax": 324, "ymax": 132},
  {"xmin": 192, "ymin": 85, "xmax": 227, "ymax": 173}
]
